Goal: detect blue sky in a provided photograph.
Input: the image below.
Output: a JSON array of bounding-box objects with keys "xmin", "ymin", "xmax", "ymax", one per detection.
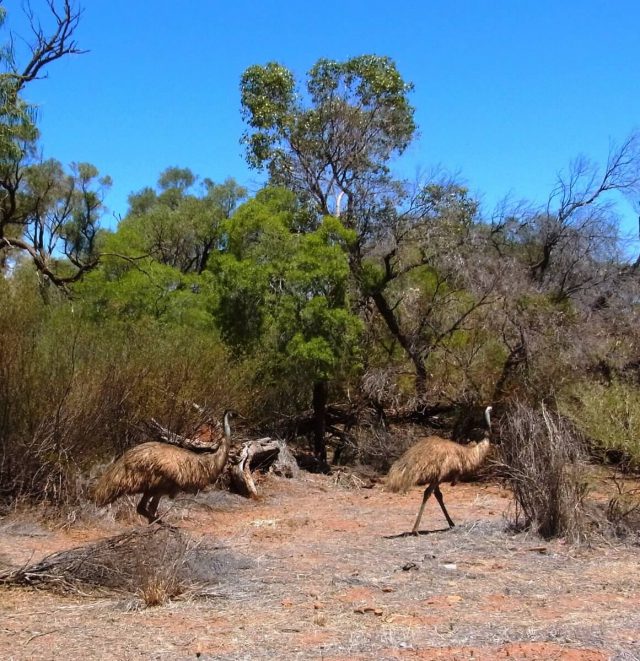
[{"xmin": 5, "ymin": 1, "xmax": 640, "ymax": 245}]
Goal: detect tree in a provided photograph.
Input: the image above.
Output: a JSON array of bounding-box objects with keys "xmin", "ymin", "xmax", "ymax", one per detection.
[
  {"xmin": 494, "ymin": 134, "xmax": 640, "ymax": 303},
  {"xmin": 0, "ymin": 1, "xmax": 110, "ymax": 288},
  {"xmin": 124, "ymin": 168, "xmax": 246, "ymax": 274},
  {"xmin": 240, "ymin": 56, "xmax": 415, "ymax": 237},
  {"xmin": 75, "ymin": 168, "xmax": 246, "ymax": 326},
  {"xmin": 240, "ymin": 58, "xmax": 427, "ymax": 391},
  {"xmin": 2, "ymin": 159, "xmax": 111, "ymax": 286},
  {"xmin": 216, "ymin": 187, "xmax": 361, "ymax": 462}
]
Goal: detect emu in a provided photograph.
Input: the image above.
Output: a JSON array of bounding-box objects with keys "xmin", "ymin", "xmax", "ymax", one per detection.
[
  {"xmin": 386, "ymin": 406, "xmax": 492, "ymax": 533},
  {"xmin": 93, "ymin": 410, "xmax": 236, "ymax": 523}
]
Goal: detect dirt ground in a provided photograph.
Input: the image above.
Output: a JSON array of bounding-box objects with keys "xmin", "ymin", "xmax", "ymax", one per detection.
[{"xmin": 1, "ymin": 472, "xmax": 639, "ymax": 661}]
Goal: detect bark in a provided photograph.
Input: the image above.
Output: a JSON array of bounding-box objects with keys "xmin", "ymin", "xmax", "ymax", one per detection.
[
  {"xmin": 312, "ymin": 380, "xmax": 329, "ymax": 464},
  {"xmin": 228, "ymin": 438, "xmax": 299, "ymax": 498},
  {"xmin": 146, "ymin": 418, "xmax": 222, "ymax": 452},
  {"xmin": 370, "ymin": 291, "xmax": 427, "ymax": 392}
]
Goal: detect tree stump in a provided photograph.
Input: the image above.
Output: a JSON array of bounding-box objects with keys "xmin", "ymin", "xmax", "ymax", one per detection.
[{"xmin": 228, "ymin": 438, "xmax": 299, "ymax": 498}]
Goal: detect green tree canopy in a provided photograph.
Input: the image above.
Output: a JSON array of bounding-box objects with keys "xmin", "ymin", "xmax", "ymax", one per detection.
[
  {"xmin": 0, "ymin": 2, "xmax": 109, "ymax": 288},
  {"xmin": 241, "ymin": 56, "xmax": 415, "ymax": 240},
  {"xmin": 123, "ymin": 168, "xmax": 246, "ymax": 274}
]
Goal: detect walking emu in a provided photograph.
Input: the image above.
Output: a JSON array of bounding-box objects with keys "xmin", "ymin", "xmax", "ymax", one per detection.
[
  {"xmin": 93, "ymin": 410, "xmax": 236, "ymax": 523},
  {"xmin": 386, "ymin": 406, "xmax": 492, "ymax": 533}
]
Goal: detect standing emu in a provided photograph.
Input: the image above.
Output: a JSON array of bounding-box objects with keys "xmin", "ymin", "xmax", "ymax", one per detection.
[
  {"xmin": 386, "ymin": 406, "xmax": 492, "ymax": 533},
  {"xmin": 93, "ymin": 410, "xmax": 236, "ymax": 523}
]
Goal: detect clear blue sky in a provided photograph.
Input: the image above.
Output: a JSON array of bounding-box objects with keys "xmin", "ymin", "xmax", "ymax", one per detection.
[{"xmin": 5, "ymin": 0, "xmax": 640, "ymax": 244}]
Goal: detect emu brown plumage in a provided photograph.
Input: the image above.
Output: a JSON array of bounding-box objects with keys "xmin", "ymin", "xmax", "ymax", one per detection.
[
  {"xmin": 387, "ymin": 406, "xmax": 492, "ymax": 533},
  {"xmin": 93, "ymin": 410, "xmax": 235, "ymax": 523}
]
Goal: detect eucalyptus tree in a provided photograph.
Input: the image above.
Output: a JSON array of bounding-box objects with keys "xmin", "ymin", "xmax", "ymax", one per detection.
[
  {"xmin": 0, "ymin": 1, "xmax": 111, "ymax": 288},
  {"xmin": 76, "ymin": 169, "xmax": 245, "ymax": 326},
  {"xmin": 216, "ymin": 187, "xmax": 361, "ymax": 462},
  {"xmin": 240, "ymin": 57, "xmax": 498, "ymax": 400},
  {"xmin": 124, "ymin": 167, "xmax": 246, "ymax": 275},
  {"xmin": 240, "ymin": 56, "xmax": 415, "ymax": 238}
]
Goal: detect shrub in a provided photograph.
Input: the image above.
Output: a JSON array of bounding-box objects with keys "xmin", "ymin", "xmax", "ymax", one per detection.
[
  {"xmin": 559, "ymin": 379, "xmax": 640, "ymax": 469},
  {"xmin": 498, "ymin": 402, "xmax": 590, "ymax": 541},
  {"xmin": 0, "ymin": 273, "xmax": 248, "ymax": 506}
]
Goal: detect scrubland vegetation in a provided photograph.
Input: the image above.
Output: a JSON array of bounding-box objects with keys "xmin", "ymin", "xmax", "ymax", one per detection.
[{"xmin": 1, "ymin": 1, "xmax": 640, "ymax": 543}]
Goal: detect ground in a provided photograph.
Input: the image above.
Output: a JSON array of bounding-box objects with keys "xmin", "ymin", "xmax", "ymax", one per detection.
[{"xmin": 0, "ymin": 472, "xmax": 639, "ymax": 660}]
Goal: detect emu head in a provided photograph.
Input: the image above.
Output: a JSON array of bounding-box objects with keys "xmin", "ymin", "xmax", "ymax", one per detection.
[
  {"xmin": 477, "ymin": 406, "xmax": 493, "ymax": 453},
  {"xmin": 484, "ymin": 405, "xmax": 493, "ymax": 433},
  {"xmin": 222, "ymin": 409, "xmax": 235, "ymax": 438},
  {"xmin": 222, "ymin": 409, "xmax": 244, "ymax": 439}
]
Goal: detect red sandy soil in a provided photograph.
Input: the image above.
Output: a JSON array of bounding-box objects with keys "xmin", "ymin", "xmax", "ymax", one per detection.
[{"xmin": 0, "ymin": 473, "xmax": 638, "ymax": 660}]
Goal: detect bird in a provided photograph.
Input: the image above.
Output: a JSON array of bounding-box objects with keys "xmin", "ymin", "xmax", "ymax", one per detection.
[
  {"xmin": 93, "ymin": 410, "xmax": 236, "ymax": 524},
  {"xmin": 386, "ymin": 406, "xmax": 492, "ymax": 533}
]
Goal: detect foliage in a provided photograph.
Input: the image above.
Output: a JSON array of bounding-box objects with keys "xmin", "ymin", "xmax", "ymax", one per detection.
[
  {"xmin": 215, "ymin": 188, "xmax": 361, "ymax": 416},
  {"xmin": 0, "ymin": 266, "xmax": 248, "ymax": 505},
  {"xmin": 123, "ymin": 168, "xmax": 246, "ymax": 274},
  {"xmin": 241, "ymin": 56, "xmax": 415, "ymax": 222},
  {"xmin": 1, "ymin": 35, "xmax": 640, "ymax": 512},
  {"xmin": 241, "ymin": 59, "xmax": 502, "ymax": 400},
  {"xmin": 240, "ymin": 54, "xmax": 418, "ymax": 285},
  {"xmin": 559, "ymin": 380, "xmax": 640, "ymax": 468},
  {"xmin": 0, "ymin": 2, "xmax": 110, "ymax": 287}
]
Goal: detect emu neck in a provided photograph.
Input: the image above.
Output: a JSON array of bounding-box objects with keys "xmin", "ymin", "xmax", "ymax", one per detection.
[
  {"xmin": 467, "ymin": 441, "xmax": 491, "ymax": 470},
  {"xmin": 203, "ymin": 434, "xmax": 231, "ymax": 479}
]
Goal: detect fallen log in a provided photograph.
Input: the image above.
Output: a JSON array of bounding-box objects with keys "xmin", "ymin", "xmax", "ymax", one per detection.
[
  {"xmin": 146, "ymin": 418, "xmax": 224, "ymax": 452},
  {"xmin": 228, "ymin": 438, "xmax": 299, "ymax": 498},
  {"xmin": 146, "ymin": 417, "xmax": 299, "ymax": 498}
]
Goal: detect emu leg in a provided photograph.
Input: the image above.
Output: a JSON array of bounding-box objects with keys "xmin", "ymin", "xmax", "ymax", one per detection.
[
  {"xmin": 147, "ymin": 495, "xmax": 161, "ymax": 523},
  {"xmin": 434, "ymin": 484, "xmax": 455, "ymax": 528},
  {"xmin": 136, "ymin": 493, "xmax": 154, "ymax": 524},
  {"xmin": 412, "ymin": 483, "xmax": 435, "ymax": 533}
]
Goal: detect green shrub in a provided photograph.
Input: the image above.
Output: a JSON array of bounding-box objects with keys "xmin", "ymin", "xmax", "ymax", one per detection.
[
  {"xmin": 0, "ymin": 271, "xmax": 248, "ymax": 506},
  {"xmin": 559, "ymin": 380, "xmax": 640, "ymax": 468}
]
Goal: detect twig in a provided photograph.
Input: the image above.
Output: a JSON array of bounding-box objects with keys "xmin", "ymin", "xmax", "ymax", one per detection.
[{"xmin": 25, "ymin": 629, "xmax": 59, "ymax": 644}]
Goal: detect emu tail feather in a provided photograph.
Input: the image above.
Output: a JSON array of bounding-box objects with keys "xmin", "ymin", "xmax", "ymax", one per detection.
[
  {"xmin": 386, "ymin": 459, "xmax": 415, "ymax": 493},
  {"xmin": 92, "ymin": 462, "xmax": 137, "ymax": 506}
]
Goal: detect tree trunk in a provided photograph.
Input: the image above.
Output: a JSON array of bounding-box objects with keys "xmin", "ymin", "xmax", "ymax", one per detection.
[
  {"xmin": 492, "ymin": 334, "xmax": 527, "ymax": 404},
  {"xmin": 370, "ymin": 291, "xmax": 428, "ymax": 393},
  {"xmin": 312, "ymin": 380, "xmax": 328, "ymax": 464}
]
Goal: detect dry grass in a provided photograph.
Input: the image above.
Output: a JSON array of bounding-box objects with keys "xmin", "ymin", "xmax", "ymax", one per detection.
[
  {"xmin": 1, "ymin": 473, "xmax": 639, "ymax": 659},
  {"xmin": 0, "ymin": 524, "xmax": 251, "ymax": 608},
  {"xmin": 497, "ymin": 402, "xmax": 591, "ymax": 541}
]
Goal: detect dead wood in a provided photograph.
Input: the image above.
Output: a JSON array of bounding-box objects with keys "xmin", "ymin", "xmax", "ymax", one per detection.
[
  {"xmin": 146, "ymin": 418, "xmax": 223, "ymax": 452},
  {"xmin": 227, "ymin": 438, "xmax": 299, "ymax": 498},
  {"xmin": 0, "ymin": 525, "xmax": 249, "ymax": 598}
]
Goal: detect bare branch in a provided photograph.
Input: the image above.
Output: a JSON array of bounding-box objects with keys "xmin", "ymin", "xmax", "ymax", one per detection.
[{"xmin": 16, "ymin": 1, "xmax": 86, "ymax": 89}]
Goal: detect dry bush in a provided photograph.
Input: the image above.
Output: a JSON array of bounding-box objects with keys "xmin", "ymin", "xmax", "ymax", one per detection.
[
  {"xmin": 0, "ymin": 525, "xmax": 248, "ymax": 606},
  {"xmin": 0, "ymin": 276, "xmax": 248, "ymax": 508},
  {"xmin": 497, "ymin": 402, "xmax": 590, "ymax": 541},
  {"xmin": 606, "ymin": 476, "xmax": 640, "ymax": 535},
  {"xmin": 133, "ymin": 532, "xmax": 191, "ymax": 607},
  {"xmin": 330, "ymin": 409, "xmax": 424, "ymax": 473}
]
